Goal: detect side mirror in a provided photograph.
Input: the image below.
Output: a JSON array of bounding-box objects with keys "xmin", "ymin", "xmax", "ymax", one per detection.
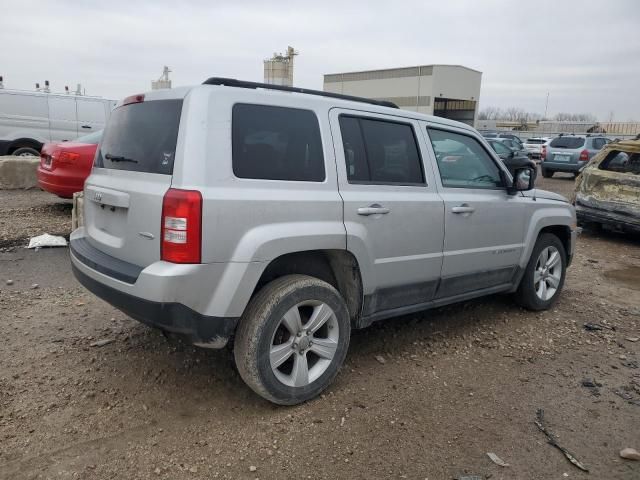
[
  {"xmin": 509, "ymin": 151, "xmax": 515, "ymax": 158},
  {"xmin": 509, "ymin": 166, "xmax": 535, "ymax": 193}
]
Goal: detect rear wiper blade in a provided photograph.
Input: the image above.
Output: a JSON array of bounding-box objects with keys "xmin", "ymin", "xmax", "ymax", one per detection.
[{"xmin": 105, "ymin": 153, "xmax": 138, "ymax": 163}]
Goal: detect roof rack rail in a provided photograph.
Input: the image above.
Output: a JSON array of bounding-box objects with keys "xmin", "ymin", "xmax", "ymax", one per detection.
[{"xmin": 201, "ymin": 77, "xmax": 399, "ymax": 109}]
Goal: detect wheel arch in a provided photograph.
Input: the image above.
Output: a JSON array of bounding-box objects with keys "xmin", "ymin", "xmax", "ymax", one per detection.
[
  {"xmin": 9, "ymin": 137, "xmax": 44, "ymax": 154},
  {"xmin": 250, "ymin": 249, "xmax": 364, "ymax": 326}
]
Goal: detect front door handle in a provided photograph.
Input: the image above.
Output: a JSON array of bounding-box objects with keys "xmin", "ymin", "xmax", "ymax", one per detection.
[
  {"xmin": 357, "ymin": 204, "xmax": 390, "ymax": 216},
  {"xmin": 451, "ymin": 205, "xmax": 475, "ymax": 214},
  {"xmin": 81, "ymin": 125, "xmax": 92, "ymax": 129}
]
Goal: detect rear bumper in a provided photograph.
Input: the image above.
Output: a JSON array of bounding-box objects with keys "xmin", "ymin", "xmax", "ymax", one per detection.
[
  {"xmin": 542, "ymin": 161, "xmax": 582, "ymax": 173},
  {"xmin": 68, "ymin": 228, "xmax": 265, "ymax": 348},
  {"xmin": 37, "ymin": 167, "xmax": 84, "ymax": 198},
  {"xmin": 71, "ymin": 261, "xmax": 237, "ymax": 347}
]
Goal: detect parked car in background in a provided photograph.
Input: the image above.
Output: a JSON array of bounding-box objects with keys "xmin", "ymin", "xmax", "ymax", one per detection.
[
  {"xmin": 487, "ymin": 139, "xmax": 537, "ymax": 177},
  {"xmin": 0, "ymin": 87, "xmax": 114, "ymax": 157},
  {"xmin": 541, "ymin": 134, "xmax": 610, "ymax": 178},
  {"xmin": 573, "ymin": 138, "xmax": 640, "ymax": 233},
  {"xmin": 37, "ymin": 130, "xmax": 101, "ymax": 198},
  {"xmin": 70, "ymin": 79, "xmax": 575, "ymax": 404},
  {"xmin": 523, "ymin": 137, "xmax": 551, "ymax": 160},
  {"xmin": 482, "ymin": 131, "xmax": 524, "ymax": 149},
  {"xmin": 491, "ymin": 137, "xmax": 528, "ymax": 156}
]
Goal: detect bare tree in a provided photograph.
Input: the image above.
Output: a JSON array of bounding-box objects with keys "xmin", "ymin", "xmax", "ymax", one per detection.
[
  {"xmin": 480, "ymin": 106, "xmax": 597, "ymax": 123},
  {"xmin": 479, "ymin": 107, "xmax": 501, "ymax": 120}
]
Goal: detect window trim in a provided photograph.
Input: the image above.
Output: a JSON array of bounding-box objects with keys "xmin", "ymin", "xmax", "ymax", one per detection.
[
  {"xmin": 231, "ymin": 102, "xmax": 326, "ymax": 183},
  {"xmin": 426, "ymin": 125, "xmax": 507, "ymax": 191},
  {"xmin": 338, "ymin": 113, "xmax": 427, "ymax": 187}
]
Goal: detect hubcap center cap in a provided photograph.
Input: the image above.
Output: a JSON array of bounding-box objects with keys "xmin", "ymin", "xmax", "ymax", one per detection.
[{"xmin": 297, "ymin": 335, "xmax": 311, "ymax": 351}]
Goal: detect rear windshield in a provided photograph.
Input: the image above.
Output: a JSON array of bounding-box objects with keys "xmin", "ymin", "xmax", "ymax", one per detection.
[
  {"xmin": 550, "ymin": 137, "xmax": 585, "ymax": 149},
  {"xmin": 74, "ymin": 130, "xmax": 103, "ymax": 144},
  {"xmin": 526, "ymin": 138, "xmax": 546, "ymax": 144},
  {"xmin": 95, "ymin": 99, "xmax": 182, "ymax": 174}
]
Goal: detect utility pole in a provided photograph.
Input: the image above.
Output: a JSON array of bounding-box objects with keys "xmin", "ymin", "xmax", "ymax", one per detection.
[{"xmin": 544, "ymin": 92, "xmax": 549, "ymax": 120}]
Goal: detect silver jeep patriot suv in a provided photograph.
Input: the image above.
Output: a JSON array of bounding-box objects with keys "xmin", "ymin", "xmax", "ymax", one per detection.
[{"xmin": 70, "ymin": 78, "xmax": 576, "ymax": 404}]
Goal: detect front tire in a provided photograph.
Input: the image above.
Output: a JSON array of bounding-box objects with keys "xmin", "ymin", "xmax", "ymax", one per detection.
[
  {"xmin": 515, "ymin": 233, "xmax": 566, "ymax": 311},
  {"xmin": 234, "ymin": 275, "xmax": 350, "ymax": 405},
  {"xmin": 542, "ymin": 168, "xmax": 554, "ymax": 178}
]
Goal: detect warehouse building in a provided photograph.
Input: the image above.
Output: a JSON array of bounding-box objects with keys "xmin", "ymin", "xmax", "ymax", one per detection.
[{"xmin": 323, "ymin": 64, "xmax": 482, "ymax": 126}]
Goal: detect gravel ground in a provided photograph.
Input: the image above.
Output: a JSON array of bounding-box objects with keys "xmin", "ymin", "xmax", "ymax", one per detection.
[{"xmin": 0, "ymin": 178, "xmax": 639, "ymax": 480}]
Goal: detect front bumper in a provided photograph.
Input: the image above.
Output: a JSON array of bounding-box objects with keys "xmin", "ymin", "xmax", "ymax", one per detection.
[{"xmin": 69, "ymin": 230, "xmax": 256, "ymax": 348}]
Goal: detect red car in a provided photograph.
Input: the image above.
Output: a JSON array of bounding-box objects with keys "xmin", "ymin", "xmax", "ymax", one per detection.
[{"xmin": 37, "ymin": 130, "xmax": 102, "ymax": 198}]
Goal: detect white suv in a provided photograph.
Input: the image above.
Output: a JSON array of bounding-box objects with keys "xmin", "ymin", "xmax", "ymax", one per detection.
[{"xmin": 70, "ymin": 78, "xmax": 577, "ymax": 404}]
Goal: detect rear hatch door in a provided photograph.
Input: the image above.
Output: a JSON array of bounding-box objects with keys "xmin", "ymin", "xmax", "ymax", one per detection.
[
  {"xmin": 548, "ymin": 137, "xmax": 584, "ymax": 164},
  {"xmin": 84, "ymin": 97, "xmax": 183, "ymax": 267}
]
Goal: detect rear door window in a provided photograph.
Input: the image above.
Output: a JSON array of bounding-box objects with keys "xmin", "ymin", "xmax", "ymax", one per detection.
[
  {"xmin": 338, "ymin": 115, "xmax": 424, "ymax": 185},
  {"xmin": 600, "ymin": 150, "xmax": 640, "ymax": 174},
  {"xmin": 592, "ymin": 138, "xmax": 606, "ymax": 149},
  {"xmin": 232, "ymin": 104, "xmax": 325, "ymax": 182},
  {"xmin": 550, "ymin": 137, "xmax": 585, "ymax": 149},
  {"xmin": 95, "ymin": 99, "xmax": 183, "ymax": 174}
]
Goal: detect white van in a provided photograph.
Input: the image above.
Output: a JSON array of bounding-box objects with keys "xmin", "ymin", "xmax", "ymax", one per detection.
[{"xmin": 0, "ymin": 89, "xmax": 116, "ymax": 156}]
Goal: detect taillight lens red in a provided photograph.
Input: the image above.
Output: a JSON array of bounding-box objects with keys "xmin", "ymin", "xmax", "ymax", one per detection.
[
  {"xmin": 579, "ymin": 149, "xmax": 589, "ymax": 162},
  {"xmin": 161, "ymin": 188, "xmax": 202, "ymax": 264},
  {"xmin": 57, "ymin": 151, "xmax": 80, "ymax": 165},
  {"xmin": 541, "ymin": 146, "xmax": 547, "ymax": 161},
  {"xmin": 40, "ymin": 152, "xmax": 52, "ymax": 170},
  {"xmin": 122, "ymin": 94, "xmax": 145, "ymax": 106}
]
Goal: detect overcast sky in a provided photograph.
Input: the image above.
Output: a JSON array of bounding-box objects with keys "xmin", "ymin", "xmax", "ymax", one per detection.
[{"xmin": 2, "ymin": 0, "xmax": 639, "ymax": 121}]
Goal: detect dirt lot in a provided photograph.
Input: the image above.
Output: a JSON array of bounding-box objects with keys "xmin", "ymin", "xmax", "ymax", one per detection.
[{"xmin": 1, "ymin": 176, "xmax": 639, "ymax": 480}]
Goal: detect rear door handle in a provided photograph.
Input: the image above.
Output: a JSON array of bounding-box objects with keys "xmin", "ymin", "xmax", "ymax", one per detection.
[
  {"xmin": 81, "ymin": 125, "xmax": 92, "ymax": 129},
  {"xmin": 357, "ymin": 204, "xmax": 390, "ymax": 216},
  {"xmin": 451, "ymin": 205, "xmax": 475, "ymax": 214}
]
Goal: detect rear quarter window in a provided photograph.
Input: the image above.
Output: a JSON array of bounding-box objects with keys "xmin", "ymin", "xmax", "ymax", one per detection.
[
  {"xmin": 95, "ymin": 99, "xmax": 183, "ymax": 174},
  {"xmin": 550, "ymin": 137, "xmax": 585, "ymax": 149},
  {"xmin": 232, "ymin": 104, "xmax": 325, "ymax": 182},
  {"xmin": 599, "ymin": 150, "xmax": 640, "ymax": 174}
]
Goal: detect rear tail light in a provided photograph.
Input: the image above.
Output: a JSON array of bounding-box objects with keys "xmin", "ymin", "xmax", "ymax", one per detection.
[
  {"xmin": 161, "ymin": 188, "xmax": 202, "ymax": 264},
  {"xmin": 122, "ymin": 93, "xmax": 145, "ymax": 106},
  {"xmin": 40, "ymin": 152, "xmax": 52, "ymax": 170},
  {"xmin": 579, "ymin": 149, "xmax": 589, "ymax": 162},
  {"xmin": 541, "ymin": 146, "xmax": 547, "ymax": 161},
  {"xmin": 57, "ymin": 151, "xmax": 80, "ymax": 165}
]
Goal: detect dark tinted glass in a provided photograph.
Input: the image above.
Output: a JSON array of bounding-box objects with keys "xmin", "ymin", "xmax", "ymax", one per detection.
[
  {"xmin": 592, "ymin": 138, "xmax": 606, "ymax": 149},
  {"xmin": 490, "ymin": 141, "xmax": 511, "ymax": 155},
  {"xmin": 232, "ymin": 104, "xmax": 324, "ymax": 181},
  {"xmin": 359, "ymin": 118, "xmax": 424, "ymax": 184},
  {"xmin": 600, "ymin": 150, "xmax": 640, "ymax": 174},
  {"xmin": 428, "ymin": 128, "xmax": 503, "ymax": 189},
  {"xmin": 338, "ymin": 116, "xmax": 369, "ymax": 182},
  {"xmin": 550, "ymin": 137, "xmax": 585, "ymax": 149},
  {"xmin": 95, "ymin": 100, "xmax": 182, "ymax": 174},
  {"xmin": 526, "ymin": 138, "xmax": 546, "ymax": 144}
]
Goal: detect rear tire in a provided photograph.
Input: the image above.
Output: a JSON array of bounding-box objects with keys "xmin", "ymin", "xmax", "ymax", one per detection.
[
  {"xmin": 234, "ymin": 275, "xmax": 350, "ymax": 405},
  {"xmin": 515, "ymin": 233, "xmax": 566, "ymax": 311},
  {"xmin": 12, "ymin": 146, "xmax": 40, "ymax": 157},
  {"xmin": 541, "ymin": 168, "xmax": 554, "ymax": 178}
]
